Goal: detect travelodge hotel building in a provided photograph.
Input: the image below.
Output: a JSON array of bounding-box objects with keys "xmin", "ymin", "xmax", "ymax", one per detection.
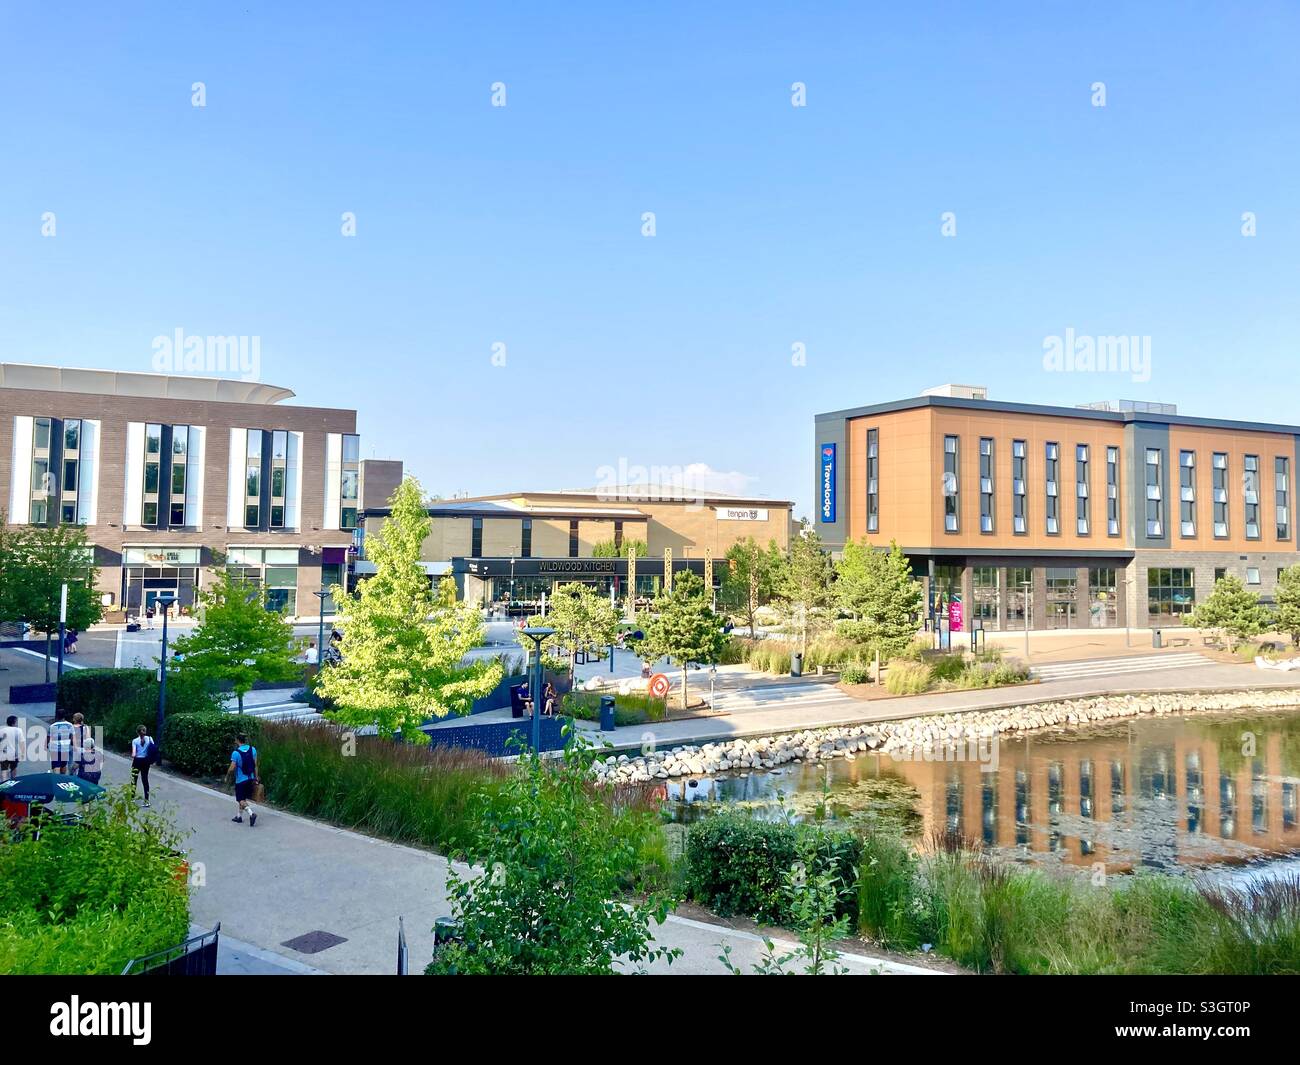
[{"xmin": 815, "ymin": 385, "xmax": 1300, "ymax": 631}]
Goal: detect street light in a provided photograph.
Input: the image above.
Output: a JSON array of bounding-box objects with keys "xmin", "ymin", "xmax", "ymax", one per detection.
[
  {"xmin": 313, "ymin": 588, "xmax": 330, "ymax": 672},
  {"xmin": 154, "ymin": 592, "xmax": 178, "ymax": 752},
  {"xmin": 56, "ymin": 582, "xmax": 68, "ymax": 684},
  {"xmin": 520, "ymin": 626, "xmax": 555, "ymax": 753},
  {"xmin": 1020, "ymin": 581, "xmax": 1032, "ymax": 659}
]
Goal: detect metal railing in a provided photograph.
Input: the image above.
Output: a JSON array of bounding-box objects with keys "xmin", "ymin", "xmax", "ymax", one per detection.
[{"xmin": 122, "ymin": 922, "xmax": 221, "ymax": 975}]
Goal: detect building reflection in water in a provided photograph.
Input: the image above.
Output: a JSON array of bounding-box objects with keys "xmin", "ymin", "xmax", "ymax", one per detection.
[{"xmin": 667, "ymin": 713, "xmax": 1300, "ymax": 875}]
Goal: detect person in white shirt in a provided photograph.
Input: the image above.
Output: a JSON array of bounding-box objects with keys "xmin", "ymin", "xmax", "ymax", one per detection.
[
  {"xmin": 0, "ymin": 715, "xmax": 25, "ymax": 782},
  {"xmin": 130, "ymin": 725, "xmax": 156, "ymax": 806}
]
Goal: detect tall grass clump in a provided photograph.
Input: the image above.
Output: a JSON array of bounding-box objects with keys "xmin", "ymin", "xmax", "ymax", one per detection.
[
  {"xmin": 746, "ymin": 641, "xmax": 793, "ymax": 674},
  {"xmin": 259, "ymin": 720, "xmax": 510, "ymax": 854},
  {"xmin": 885, "ymin": 659, "xmax": 933, "ymax": 694}
]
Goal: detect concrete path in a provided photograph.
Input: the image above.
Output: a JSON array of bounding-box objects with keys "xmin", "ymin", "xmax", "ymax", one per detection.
[{"xmin": 9, "ymin": 721, "xmax": 931, "ymax": 976}]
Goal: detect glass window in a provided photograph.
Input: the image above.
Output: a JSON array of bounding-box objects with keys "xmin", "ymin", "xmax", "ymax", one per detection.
[
  {"xmin": 245, "ymin": 504, "xmax": 260, "ymax": 527},
  {"xmin": 342, "ymin": 434, "xmax": 361, "ymax": 463},
  {"xmin": 1106, "ymin": 446, "xmax": 1121, "ymax": 536},
  {"xmin": 1244, "ymin": 455, "xmax": 1261, "ymax": 539},
  {"xmin": 64, "ymin": 419, "xmax": 80, "ymax": 451},
  {"xmin": 568, "ymin": 520, "xmax": 579, "ymax": 558},
  {"xmin": 145, "ymin": 423, "xmax": 162, "ymax": 454},
  {"xmin": 1179, "ymin": 450, "xmax": 1196, "ymax": 537},
  {"xmin": 1276, "ymin": 457, "xmax": 1290, "ymax": 541},
  {"xmin": 1246, "ymin": 567, "xmax": 1261, "ymax": 586},
  {"xmin": 1046, "ymin": 567, "xmax": 1078, "ymax": 629},
  {"xmin": 1075, "ymin": 444, "xmax": 1090, "ymax": 535},
  {"xmin": 471, "ymin": 517, "xmax": 484, "ymax": 557},
  {"xmin": 1089, "ymin": 568, "xmax": 1118, "ymax": 628},
  {"xmin": 866, "ymin": 428, "xmax": 880, "ymax": 533},
  {"xmin": 247, "ymin": 429, "xmax": 262, "ymax": 459},
  {"xmin": 271, "ymin": 467, "xmax": 286, "ymax": 498},
  {"xmin": 1212, "ymin": 452, "xmax": 1229, "ymax": 538},
  {"xmin": 942, "ymin": 435, "xmax": 959, "ymax": 533},
  {"xmin": 143, "ymin": 501, "xmax": 158, "ymax": 526},
  {"xmin": 341, "ymin": 469, "xmax": 358, "ymax": 500},
  {"xmin": 1007, "ymin": 567, "xmax": 1033, "ymax": 628},
  {"xmin": 979, "ymin": 438, "xmax": 994, "ymax": 533},
  {"xmin": 521, "ymin": 518, "xmax": 532, "ymax": 558},
  {"xmin": 1045, "ymin": 442, "xmax": 1060, "ymax": 535},
  {"xmin": 1147, "ymin": 567, "xmax": 1195, "ymax": 623},
  {"xmin": 1145, "ymin": 448, "xmax": 1163, "ymax": 537},
  {"xmin": 33, "ymin": 417, "xmax": 52, "ymax": 450},
  {"xmin": 341, "ymin": 507, "xmax": 357, "ymax": 531},
  {"xmin": 1012, "ymin": 440, "xmax": 1028, "ymax": 534},
  {"xmin": 63, "ymin": 459, "xmax": 79, "ymax": 493},
  {"xmin": 973, "ymin": 566, "xmax": 1000, "ymax": 627}
]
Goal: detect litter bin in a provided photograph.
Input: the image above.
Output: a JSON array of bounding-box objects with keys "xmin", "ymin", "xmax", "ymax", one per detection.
[
  {"xmin": 599, "ymin": 695, "xmax": 616, "ymax": 732},
  {"xmin": 1152, "ymin": 629, "xmax": 1163, "ymax": 649},
  {"xmin": 791, "ymin": 652, "xmax": 803, "ymax": 678}
]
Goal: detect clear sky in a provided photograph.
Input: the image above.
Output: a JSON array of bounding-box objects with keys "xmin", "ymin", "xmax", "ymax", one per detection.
[{"xmin": 2, "ymin": 2, "xmax": 1297, "ymax": 518}]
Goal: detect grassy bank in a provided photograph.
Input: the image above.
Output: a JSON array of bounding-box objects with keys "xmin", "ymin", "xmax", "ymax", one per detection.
[{"xmin": 857, "ymin": 829, "xmax": 1300, "ymax": 974}]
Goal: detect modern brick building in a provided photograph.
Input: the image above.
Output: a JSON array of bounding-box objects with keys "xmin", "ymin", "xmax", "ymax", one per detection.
[
  {"xmin": 1, "ymin": 363, "xmax": 368, "ymax": 620},
  {"xmin": 814, "ymin": 385, "xmax": 1300, "ymax": 631},
  {"xmin": 359, "ymin": 484, "xmax": 792, "ymax": 609}
]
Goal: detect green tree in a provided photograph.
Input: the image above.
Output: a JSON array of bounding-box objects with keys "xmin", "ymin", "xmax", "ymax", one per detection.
[
  {"xmin": 170, "ymin": 567, "xmax": 302, "ymax": 711},
  {"xmin": 718, "ymin": 537, "xmax": 786, "ymax": 635},
  {"xmin": 517, "ymin": 581, "xmax": 621, "ymax": 679},
  {"xmin": 427, "ymin": 730, "xmax": 679, "ymax": 975},
  {"xmin": 640, "ymin": 569, "xmax": 726, "ymax": 709},
  {"xmin": 833, "ymin": 539, "xmax": 923, "ymax": 659},
  {"xmin": 0, "ymin": 512, "xmax": 22, "ymax": 626},
  {"xmin": 1188, "ymin": 574, "xmax": 1272, "ymax": 652},
  {"xmin": 315, "ymin": 476, "xmax": 502, "ymax": 738},
  {"xmin": 591, "ymin": 538, "xmax": 648, "ymax": 558},
  {"xmin": 778, "ymin": 521, "xmax": 835, "ymax": 657},
  {"xmin": 8, "ymin": 523, "xmax": 103, "ymax": 681},
  {"xmin": 1276, "ymin": 566, "xmax": 1300, "ymax": 647}
]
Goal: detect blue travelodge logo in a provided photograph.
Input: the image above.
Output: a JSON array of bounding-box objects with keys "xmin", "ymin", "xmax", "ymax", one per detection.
[{"xmin": 820, "ymin": 443, "xmax": 836, "ymax": 523}]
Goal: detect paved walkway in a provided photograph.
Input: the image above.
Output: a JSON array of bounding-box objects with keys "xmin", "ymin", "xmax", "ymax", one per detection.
[{"xmin": 9, "ymin": 712, "xmax": 933, "ymax": 976}]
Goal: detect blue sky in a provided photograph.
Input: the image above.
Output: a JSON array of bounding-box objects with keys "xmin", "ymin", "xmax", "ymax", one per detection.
[{"xmin": 1, "ymin": 1, "xmax": 1297, "ymax": 517}]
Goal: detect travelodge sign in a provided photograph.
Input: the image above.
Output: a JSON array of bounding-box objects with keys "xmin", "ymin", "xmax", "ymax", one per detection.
[{"xmin": 820, "ymin": 443, "xmax": 836, "ymax": 523}]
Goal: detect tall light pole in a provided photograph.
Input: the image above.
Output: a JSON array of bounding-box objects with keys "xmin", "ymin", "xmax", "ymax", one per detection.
[
  {"xmin": 1020, "ymin": 580, "xmax": 1032, "ymax": 659},
  {"xmin": 155, "ymin": 592, "xmax": 177, "ymax": 752},
  {"xmin": 56, "ymin": 582, "xmax": 67, "ymax": 683},
  {"xmin": 313, "ymin": 588, "xmax": 330, "ymax": 672},
  {"xmin": 520, "ymin": 627, "xmax": 555, "ymax": 753}
]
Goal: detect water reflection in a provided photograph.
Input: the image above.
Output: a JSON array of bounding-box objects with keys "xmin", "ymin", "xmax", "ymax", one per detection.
[{"xmin": 665, "ymin": 710, "xmax": 1300, "ymax": 876}]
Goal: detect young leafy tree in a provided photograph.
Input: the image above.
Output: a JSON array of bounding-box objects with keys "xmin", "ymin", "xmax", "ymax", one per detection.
[
  {"xmin": 640, "ymin": 569, "xmax": 726, "ymax": 709},
  {"xmin": 170, "ymin": 567, "xmax": 302, "ymax": 711},
  {"xmin": 428, "ymin": 729, "xmax": 678, "ymax": 975},
  {"xmin": 516, "ymin": 581, "xmax": 621, "ymax": 679},
  {"xmin": 315, "ymin": 476, "xmax": 502, "ymax": 738},
  {"xmin": 1274, "ymin": 565, "xmax": 1300, "ymax": 648},
  {"xmin": 719, "ymin": 536, "xmax": 785, "ymax": 635},
  {"xmin": 8, "ymin": 523, "xmax": 103, "ymax": 681},
  {"xmin": 778, "ymin": 521, "xmax": 835, "ymax": 657},
  {"xmin": 0, "ymin": 513, "xmax": 22, "ymax": 627},
  {"xmin": 591, "ymin": 538, "xmax": 648, "ymax": 558},
  {"xmin": 834, "ymin": 539, "xmax": 923, "ymax": 659},
  {"xmin": 1188, "ymin": 574, "xmax": 1273, "ymax": 652}
]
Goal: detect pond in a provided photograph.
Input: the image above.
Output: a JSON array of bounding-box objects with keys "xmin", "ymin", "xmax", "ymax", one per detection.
[{"xmin": 664, "ymin": 708, "xmax": 1300, "ymax": 877}]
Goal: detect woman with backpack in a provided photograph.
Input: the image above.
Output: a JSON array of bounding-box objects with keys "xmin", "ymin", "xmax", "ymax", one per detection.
[
  {"xmin": 130, "ymin": 725, "xmax": 156, "ymax": 806},
  {"xmin": 71, "ymin": 712, "xmax": 100, "ymax": 784}
]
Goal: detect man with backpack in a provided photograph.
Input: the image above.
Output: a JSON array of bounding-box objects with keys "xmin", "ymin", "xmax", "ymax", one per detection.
[{"xmin": 225, "ymin": 732, "xmax": 260, "ymax": 827}]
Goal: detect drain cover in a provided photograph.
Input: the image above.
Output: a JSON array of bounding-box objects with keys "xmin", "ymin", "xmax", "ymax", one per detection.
[{"xmin": 280, "ymin": 930, "xmax": 348, "ymax": 954}]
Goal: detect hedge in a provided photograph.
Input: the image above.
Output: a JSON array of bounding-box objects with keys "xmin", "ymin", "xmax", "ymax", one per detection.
[
  {"xmin": 683, "ymin": 812, "xmax": 862, "ymax": 925},
  {"xmin": 162, "ymin": 711, "xmax": 263, "ymax": 776},
  {"xmin": 58, "ymin": 668, "xmax": 224, "ymax": 751}
]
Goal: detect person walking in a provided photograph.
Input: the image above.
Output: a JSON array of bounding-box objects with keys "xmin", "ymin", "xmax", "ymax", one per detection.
[
  {"xmin": 0, "ymin": 715, "xmax": 25, "ymax": 782},
  {"xmin": 225, "ymin": 732, "xmax": 260, "ymax": 827},
  {"xmin": 48, "ymin": 712, "xmax": 74, "ymax": 775},
  {"xmin": 70, "ymin": 712, "xmax": 100, "ymax": 783},
  {"xmin": 130, "ymin": 725, "xmax": 156, "ymax": 806}
]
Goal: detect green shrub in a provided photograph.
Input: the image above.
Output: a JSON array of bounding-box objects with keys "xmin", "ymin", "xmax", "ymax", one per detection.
[
  {"xmin": 885, "ymin": 659, "xmax": 933, "ymax": 694},
  {"xmin": 58, "ymin": 667, "xmax": 224, "ymax": 751},
  {"xmin": 0, "ymin": 790, "xmax": 190, "ymax": 974},
  {"xmin": 928, "ymin": 653, "xmax": 967, "ymax": 682},
  {"xmin": 838, "ymin": 661, "xmax": 871, "ymax": 684},
  {"xmin": 683, "ymin": 813, "xmax": 861, "ymax": 925},
  {"xmin": 746, "ymin": 641, "xmax": 793, "ymax": 674},
  {"xmin": 562, "ymin": 690, "xmax": 667, "ymax": 725},
  {"xmin": 163, "ymin": 711, "xmax": 263, "ymax": 776},
  {"xmin": 715, "ymin": 636, "xmax": 749, "ymax": 665}
]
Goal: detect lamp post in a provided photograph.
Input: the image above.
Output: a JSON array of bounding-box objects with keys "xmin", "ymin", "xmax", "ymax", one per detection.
[
  {"xmin": 154, "ymin": 592, "xmax": 177, "ymax": 751},
  {"xmin": 1020, "ymin": 581, "xmax": 1032, "ymax": 659},
  {"xmin": 520, "ymin": 626, "xmax": 555, "ymax": 753},
  {"xmin": 510, "ymin": 556, "xmax": 516, "ymax": 613},
  {"xmin": 56, "ymin": 582, "xmax": 67, "ymax": 684},
  {"xmin": 313, "ymin": 588, "xmax": 330, "ymax": 671}
]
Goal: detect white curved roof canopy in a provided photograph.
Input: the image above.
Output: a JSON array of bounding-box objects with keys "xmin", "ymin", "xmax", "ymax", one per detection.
[{"xmin": 0, "ymin": 363, "xmax": 295, "ymax": 405}]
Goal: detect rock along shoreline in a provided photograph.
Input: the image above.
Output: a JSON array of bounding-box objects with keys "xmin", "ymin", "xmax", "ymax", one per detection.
[{"xmin": 591, "ymin": 688, "xmax": 1300, "ymax": 787}]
